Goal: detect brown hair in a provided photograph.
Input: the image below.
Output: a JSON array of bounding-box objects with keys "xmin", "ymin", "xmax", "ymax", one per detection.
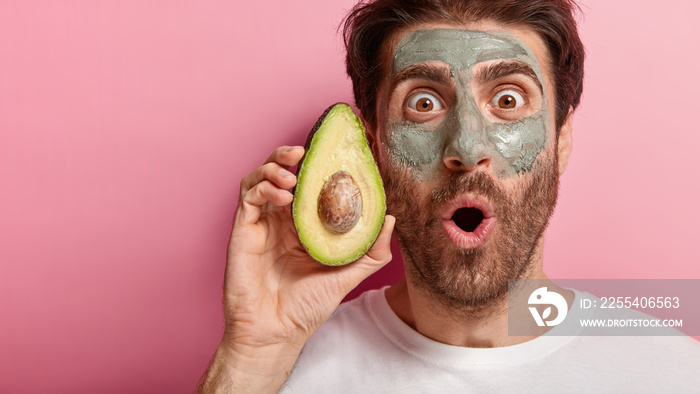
[{"xmin": 342, "ymin": 0, "xmax": 585, "ymax": 132}]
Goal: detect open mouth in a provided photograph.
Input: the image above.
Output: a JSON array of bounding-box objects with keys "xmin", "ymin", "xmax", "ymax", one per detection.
[
  {"xmin": 451, "ymin": 207, "xmax": 485, "ymax": 233},
  {"xmin": 441, "ymin": 195, "xmax": 496, "ymax": 249}
]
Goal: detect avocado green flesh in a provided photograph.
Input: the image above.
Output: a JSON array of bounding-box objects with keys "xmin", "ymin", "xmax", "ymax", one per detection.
[{"xmin": 293, "ymin": 103, "xmax": 386, "ymax": 266}]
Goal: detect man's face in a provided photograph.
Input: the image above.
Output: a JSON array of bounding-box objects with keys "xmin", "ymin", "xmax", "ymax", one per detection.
[{"xmin": 373, "ymin": 22, "xmax": 563, "ymax": 310}]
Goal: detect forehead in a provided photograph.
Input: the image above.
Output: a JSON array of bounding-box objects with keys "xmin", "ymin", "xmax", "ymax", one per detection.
[{"xmin": 392, "ymin": 28, "xmax": 544, "ymax": 79}]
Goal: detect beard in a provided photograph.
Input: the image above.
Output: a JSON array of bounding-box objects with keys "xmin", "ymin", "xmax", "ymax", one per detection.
[{"xmin": 380, "ymin": 149, "xmax": 560, "ymax": 313}]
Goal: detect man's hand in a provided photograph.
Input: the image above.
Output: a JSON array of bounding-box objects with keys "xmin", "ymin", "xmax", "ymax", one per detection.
[{"xmin": 198, "ymin": 146, "xmax": 395, "ymax": 393}]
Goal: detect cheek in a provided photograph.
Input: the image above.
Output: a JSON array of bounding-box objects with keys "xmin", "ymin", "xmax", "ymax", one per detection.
[
  {"xmin": 385, "ymin": 121, "xmax": 443, "ymax": 179},
  {"xmin": 488, "ymin": 113, "xmax": 549, "ymax": 174}
]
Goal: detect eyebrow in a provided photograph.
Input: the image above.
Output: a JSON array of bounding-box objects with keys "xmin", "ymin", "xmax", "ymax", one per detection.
[
  {"xmin": 390, "ymin": 64, "xmax": 453, "ymax": 92},
  {"xmin": 474, "ymin": 60, "xmax": 543, "ymax": 93}
]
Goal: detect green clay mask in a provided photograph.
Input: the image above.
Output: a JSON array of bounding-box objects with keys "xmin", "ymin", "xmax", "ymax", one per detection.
[{"xmin": 387, "ymin": 29, "xmax": 552, "ymax": 178}]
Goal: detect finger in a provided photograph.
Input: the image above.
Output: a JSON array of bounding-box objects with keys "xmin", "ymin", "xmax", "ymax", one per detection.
[
  {"xmin": 237, "ymin": 180, "xmax": 294, "ymax": 226},
  {"xmin": 240, "ymin": 162, "xmax": 298, "ymax": 197},
  {"xmin": 334, "ymin": 215, "xmax": 396, "ymax": 295},
  {"xmin": 360, "ymin": 215, "xmax": 395, "ymax": 266},
  {"xmin": 264, "ymin": 145, "xmax": 305, "ymax": 167},
  {"xmin": 239, "ymin": 146, "xmax": 303, "ymax": 196}
]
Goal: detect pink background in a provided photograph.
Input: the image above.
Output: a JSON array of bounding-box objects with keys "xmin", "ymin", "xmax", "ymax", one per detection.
[{"xmin": 1, "ymin": 0, "xmax": 698, "ymax": 391}]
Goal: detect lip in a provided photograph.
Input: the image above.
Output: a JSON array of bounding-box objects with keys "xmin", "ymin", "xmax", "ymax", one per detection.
[{"xmin": 441, "ymin": 194, "xmax": 497, "ymax": 249}]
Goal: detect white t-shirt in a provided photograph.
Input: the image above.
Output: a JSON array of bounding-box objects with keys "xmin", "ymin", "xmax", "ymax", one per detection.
[{"xmin": 282, "ymin": 287, "xmax": 700, "ymax": 393}]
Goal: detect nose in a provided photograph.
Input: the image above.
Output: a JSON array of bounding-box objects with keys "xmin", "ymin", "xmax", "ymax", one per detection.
[
  {"xmin": 443, "ymin": 152, "xmax": 491, "ymax": 172},
  {"xmin": 442, "ymin": 101, "xmax": 492, "ymax": 173}
]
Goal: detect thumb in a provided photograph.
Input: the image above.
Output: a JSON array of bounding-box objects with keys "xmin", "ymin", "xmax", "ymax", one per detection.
[{"xmin": 336, "ymin": 215, "xmax": 396, "ymax": 295}]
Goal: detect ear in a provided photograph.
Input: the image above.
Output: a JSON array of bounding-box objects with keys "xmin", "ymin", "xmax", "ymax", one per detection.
[
  {"xmin": 361, "ymin": 115, "xmax": 380, "ymax": 157},
  {"xmin": 557, "ymin": 107, "xmax": 574, "ymax": 175}
]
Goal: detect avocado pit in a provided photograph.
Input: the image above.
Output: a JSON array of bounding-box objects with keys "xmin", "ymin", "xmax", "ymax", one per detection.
[{"xmin": 318, "ymin": 171, "xmax": 362, "ymax": 233}]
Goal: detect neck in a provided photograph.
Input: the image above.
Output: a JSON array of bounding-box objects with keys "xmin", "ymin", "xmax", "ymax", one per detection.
[{"xmin": 386, "ymin": 237, "xmax": 571, "ymax": 348}]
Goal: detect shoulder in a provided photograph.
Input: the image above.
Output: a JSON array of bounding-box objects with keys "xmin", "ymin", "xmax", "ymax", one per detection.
[
  {"xmin": 282, "ymin": 288, "xmax": 397, "ymax": 392},
  {"xmin": 555, "ymin": 290, "xmax": 700, "ymax": 389},
  {"xmin": 305, "ymin": 287, "xmax": 381, "ymax": 346},
  {"xmin": 559, "ymin": 335, "xmax": 700, "ymax": 387}
]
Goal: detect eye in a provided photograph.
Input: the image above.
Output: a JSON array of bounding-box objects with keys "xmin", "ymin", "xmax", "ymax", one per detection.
[
  {"xmin": 490, "ymin": 90, "xmax": 525, "ymax": 110},
  {"xmin": 407, "ymin": 93, "xmax": 443, "ymax": 112}
]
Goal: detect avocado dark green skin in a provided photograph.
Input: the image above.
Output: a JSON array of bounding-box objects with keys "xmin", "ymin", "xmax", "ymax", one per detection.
[
  {"xmin": 291, "ymin": 103, "xmax": 337, "ymax": 198},
  {"xmin": 304, "ymin": 103, "xmax": 337, "ymax": 154}
]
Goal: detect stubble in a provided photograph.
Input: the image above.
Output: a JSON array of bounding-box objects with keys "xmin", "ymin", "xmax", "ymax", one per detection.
[{"xmin": 381, "ymin": 148, "xmax": 560, "ymax": 314}]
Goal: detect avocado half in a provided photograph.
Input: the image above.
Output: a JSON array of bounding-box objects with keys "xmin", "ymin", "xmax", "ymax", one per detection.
[{"xmin": 292, "ymin": 103, "xmax": 386, "ymax": 266}]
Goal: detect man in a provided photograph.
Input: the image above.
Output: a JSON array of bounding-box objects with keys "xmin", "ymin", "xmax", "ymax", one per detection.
[{"xmin": 199, "ymin": 0, "xmax": 700, "ymax": 392}]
